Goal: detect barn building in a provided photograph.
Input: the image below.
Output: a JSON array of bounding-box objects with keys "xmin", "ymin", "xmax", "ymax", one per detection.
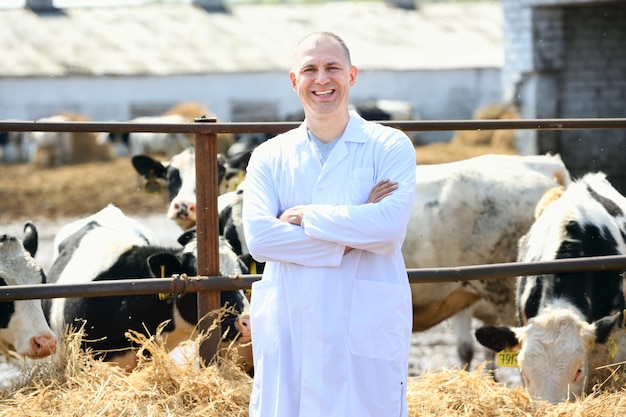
[
  {"xmin": 0, "ymin": 0, "xmax": 503, "ymax": 144},
  {"xmin": 501, "ymin": 0, "xmax": 626, "ymax": 192}
]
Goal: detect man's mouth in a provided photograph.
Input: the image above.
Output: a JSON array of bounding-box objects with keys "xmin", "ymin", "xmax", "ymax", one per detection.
[{"xmin": 313, "ymin": 89, "xmax": 334, "ymax": 96}]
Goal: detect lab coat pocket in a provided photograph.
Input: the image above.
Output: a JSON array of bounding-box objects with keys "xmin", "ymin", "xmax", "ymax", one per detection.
[
  {"xmin": 250, "ymin": 279, "xmax": 279, "ymax": 355},
  {"xmin": 348, "ymin": 279, "xmax": 410, "ymax": 362}
]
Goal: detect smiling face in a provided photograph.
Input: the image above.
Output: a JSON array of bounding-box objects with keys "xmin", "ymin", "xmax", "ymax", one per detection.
[{"xmin": 289, "ymin": 33, "xmax": 357, "ymax": 126}]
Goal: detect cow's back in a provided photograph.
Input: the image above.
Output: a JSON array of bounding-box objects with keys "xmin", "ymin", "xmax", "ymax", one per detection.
[{"xmin": 404, "ymin": 155, "xmax": 566, "ymax": 269}]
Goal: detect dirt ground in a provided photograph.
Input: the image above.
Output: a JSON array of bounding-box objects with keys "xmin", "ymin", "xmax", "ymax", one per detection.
[
  {"xmin": 0, "ymin": 141, "xmax": 514, "ymax": 224},
  {"xmin": 0, "ymin": 156, "xmax": 167, "ymax": 224}
]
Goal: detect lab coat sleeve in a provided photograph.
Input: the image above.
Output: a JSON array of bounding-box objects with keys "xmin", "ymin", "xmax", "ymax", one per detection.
[
  {"xmin": 302, "ymin": 133, "xmax": 416, "ymax": 256},
  {"xmin": 242, "ymin": 146, "xmax": 346, "ymax": 268}
]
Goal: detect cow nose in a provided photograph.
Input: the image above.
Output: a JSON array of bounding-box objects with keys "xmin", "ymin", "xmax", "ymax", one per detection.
[
  {"xmin": 173, "ymin": 202, "xmax": 196, "ymax": 220},
  {"xmin": 28, "ymin": 333, "xmax": 58, "ymax": 358},
  {"xmin": 237, "ymin": 314, "xmax": 251, "ymax": 338}
]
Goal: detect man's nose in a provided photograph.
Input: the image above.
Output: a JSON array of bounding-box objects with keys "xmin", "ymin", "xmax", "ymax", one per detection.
[{"xmin": 316, "ymin": 69, "xmax": 330, "ymax": 83}]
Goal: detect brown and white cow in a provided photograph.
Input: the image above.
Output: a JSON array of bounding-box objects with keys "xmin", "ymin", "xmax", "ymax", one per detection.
[
  {"xmin": 0, "ymin": 223, "xmax": 57, "ymax": 359},
  {"xmin": 475, "ymin": 172, "xmax": 626, "ymax": 402},
  {"xmin": 404, "ymin": 153, "xmax": 571, "ymax": 368}
]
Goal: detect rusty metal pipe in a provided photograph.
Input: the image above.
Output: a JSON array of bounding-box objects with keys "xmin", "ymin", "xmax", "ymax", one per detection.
[
  {"xmin": 2, "ymin": 118, "xmax": 626, "ymax": 134},
  {"xmin": 1, "ymin": 255, "xmax": 626, "ymax": 301}
]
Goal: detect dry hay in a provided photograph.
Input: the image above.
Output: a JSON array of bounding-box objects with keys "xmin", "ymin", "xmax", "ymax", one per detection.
[
  {"xmin": 408, "ymin": 363, "xmax": 626, "ymax": 417},
  {"xmin": 451, "ymin": 104, "xmax": 520, "ymax": 151},
  {"xmin": 62, "ymin": 113, "xmax": 116, "ymax": 165},
  {"xmin": 3, "ymin": 335, "xmax": 626, "ymax": 417},
  {"xmin": 0, "ymin": 324, "xmax": 253, "ymax": 417},
  {"xmin": 32, "ymin": 112, "xmax": 115, "ymax": 170},
  {"xmin": 163, "ymin": 101, "xmax": 236, "ymax": 156},
  {"xmin": 414, "ymin": 141, "xmax": 517, "ymax": 165}
]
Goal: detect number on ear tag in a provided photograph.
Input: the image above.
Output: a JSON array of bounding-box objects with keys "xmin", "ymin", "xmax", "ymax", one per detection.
[
  {"xmin": 158, "ymin": 264, "xmax": 173, "ymax": 300},
  {"xmin": 496, "ymin": 347, "xmax": 519, "ymax": 368}
]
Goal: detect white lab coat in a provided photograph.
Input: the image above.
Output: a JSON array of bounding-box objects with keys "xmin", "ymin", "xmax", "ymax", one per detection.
[{"xmin": 242, "ymin": 111, "xmax": 416, "ymax": 417}]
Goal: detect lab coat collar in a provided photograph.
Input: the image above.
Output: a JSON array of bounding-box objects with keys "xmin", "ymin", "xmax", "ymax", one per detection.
[
  {"xmin": 299, "ymin": 110, "xmax": 368, "ymax": 145},
  {"xmin": 316, "ymin": 111, "xmax": 368, "ymax": 176}
]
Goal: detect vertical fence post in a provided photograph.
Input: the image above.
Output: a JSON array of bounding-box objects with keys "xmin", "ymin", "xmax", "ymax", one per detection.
[{"xmin": 194, "ymin": 116, "xmax": 221, "ymax": 366}]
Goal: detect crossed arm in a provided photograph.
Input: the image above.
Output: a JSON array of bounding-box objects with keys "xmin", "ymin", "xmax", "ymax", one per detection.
[
  {"xmin": 278, "ymin": 179, "xmax": 398, "ymax": 226},
  {"xmin": 277, "ymin": 179, "xmax": 399, "ymax": 255}
]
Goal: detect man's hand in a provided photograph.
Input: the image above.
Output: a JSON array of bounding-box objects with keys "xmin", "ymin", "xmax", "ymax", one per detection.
[
  {"xmin": 366, "ymin": 179, "xmax": 398, "ymax": 203},
  {"xmin": 279, "ymin": 205, "xmax": 305, "ymax": 226}
]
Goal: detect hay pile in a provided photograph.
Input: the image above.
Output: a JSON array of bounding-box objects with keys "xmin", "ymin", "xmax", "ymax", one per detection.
[
  {"xmin": 0, "ymin": 329, "xmax": 252, "ymax": 417},
  {"xmin": 407, "ymin": 363, "xmax": 626, "ymax": 417},
  {"xmin": 2, "ymin": 333, "xmax": 626, "ymax": 416},
  {"xmin": 450, "ymin": 103, "xmax": 520, "ymax": 150},
  {"xmin": 164, "ymin": 101, "xmax": 236, "ymax": 155}
]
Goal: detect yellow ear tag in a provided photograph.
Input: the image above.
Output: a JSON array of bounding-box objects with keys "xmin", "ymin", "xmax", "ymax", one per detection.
[
  {"xmin": 158, "ymin": 264, "xmax": 172, "ymax": 300},
  {"xmin": 607, "ymin": 337, "xmax": 618, "ymax": 359},
  {"xmin": 496, "ymin": 347, "xmax": 519, "ymax": 368},
  {"xmin": 144, "ymin": 170, "xmax": 162, "ymax": 194},
  {"xmin": 236, "ymin": 170, "xmax": 245, "ymax": 188},
  {"xmin": 250, "ymin": 261, "xmax": 257, "ymax": 275}
]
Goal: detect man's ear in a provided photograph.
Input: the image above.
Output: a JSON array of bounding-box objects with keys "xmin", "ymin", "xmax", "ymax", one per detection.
[
  {"xmin": 349, "ymin": 65, "xmax": 358, "ymax": 87},
  {"xmin": 289, "ymin": 71, "xmax": 297, "ymax": 90}
]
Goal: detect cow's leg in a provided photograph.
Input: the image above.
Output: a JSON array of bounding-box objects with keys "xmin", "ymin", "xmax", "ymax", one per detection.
[
  {"xmin": 451, "ymin": 308, "xmax": 474, "ymax": 369},
  {"xmin": 59, "ymin": 132, "xmax": 73, "ymax": 165},
  {"xmin": 469, "ymin": 300, "xmax": 499, "ymax": 375}
]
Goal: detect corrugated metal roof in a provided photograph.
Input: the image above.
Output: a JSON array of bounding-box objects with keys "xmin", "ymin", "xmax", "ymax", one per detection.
[{"xmin": 0, "ymin": 1, "xmax": 503, "ymax": 77}]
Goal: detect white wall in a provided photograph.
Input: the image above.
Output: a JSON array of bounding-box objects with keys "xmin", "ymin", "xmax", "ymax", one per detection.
[{"xmin": 0, "ymin": 67, "xmax": 502, "ymax": 143}]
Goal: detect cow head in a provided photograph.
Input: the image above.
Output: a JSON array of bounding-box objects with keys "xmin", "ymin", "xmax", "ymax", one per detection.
[
  {"xmin": 132, "ymin": 148, "xmax": 250, "ymax": 230},
  {"xmin": 0, "ymin": 223, "xmax": 57, "ymax": 358},
  {"xmin": 475, "ymin": 301, "xmax": 622, "ymax": 403},
  {"xmin": 132, "ymin": 148, "xmax": 199, "ymax": 230},
  {"xmin": 147, "ymin": 228, "xmax": 250, "ymax": 341}
]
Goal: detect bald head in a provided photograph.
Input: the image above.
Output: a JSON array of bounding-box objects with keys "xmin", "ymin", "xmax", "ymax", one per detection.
[{"xmin": 293, "ymin": 32, "xmax": 352, "ymax": 69}]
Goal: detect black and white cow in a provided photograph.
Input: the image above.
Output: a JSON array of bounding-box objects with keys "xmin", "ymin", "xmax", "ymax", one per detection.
[
  {"xmin": 0, "ymin": 223, "xmax": 57, "ymax": 358},
  {"xmin": 404, "ymin": 153, "xmax": 572, "ymax": 368},
  {"xmin": 131, "ymin": 147, "xmax": 251, "ymax": 230},
  {"xmin": 475, "ymin": 172, "xmax": 626, "ymax": 402},
  {"xmin": 44, "ymin": 204, "xmax": 251, "ymax": 370}
]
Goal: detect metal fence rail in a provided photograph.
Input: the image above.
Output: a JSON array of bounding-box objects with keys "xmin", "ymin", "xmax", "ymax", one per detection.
[
  {"xmin": 3, "ymin": 117, "xmax": 626, "ymax": 135},
  {"xmin": 1, "ymin": 254, "xmax": 626, "ymax": 301}
]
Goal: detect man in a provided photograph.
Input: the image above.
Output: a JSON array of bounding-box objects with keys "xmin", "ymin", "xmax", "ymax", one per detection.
[{"xmin": 242, "ymin": 31, "xmax": 416, "ymax": 417}]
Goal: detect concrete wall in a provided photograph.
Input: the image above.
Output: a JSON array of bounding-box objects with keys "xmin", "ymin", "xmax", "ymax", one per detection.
[{"xmin": 502, "ymin": 0, "xmax": 626, "ymax": 192}]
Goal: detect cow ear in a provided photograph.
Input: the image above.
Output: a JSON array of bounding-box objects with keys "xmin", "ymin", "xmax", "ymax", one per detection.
[
  {"xmin": 475, "ymin": 325, "xmax": 520, "ymax": 352},
  {"xmin": 132, "ymin": 155, "xmax": 167, "ymax": 179},
  {"xmin": 22, "ymin": 222, "xmax": 38, "ymax": 257},
  {"xmin": 147, "ymin": 253, "xmax": 182, "ymax": 278},
  {"xmin": 593, "ymin": 312, "xmax": 623, "ymax": 344},
  {"xmin": 177, "ymin": 228, "xmax": 197, "ymax": 247}
]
